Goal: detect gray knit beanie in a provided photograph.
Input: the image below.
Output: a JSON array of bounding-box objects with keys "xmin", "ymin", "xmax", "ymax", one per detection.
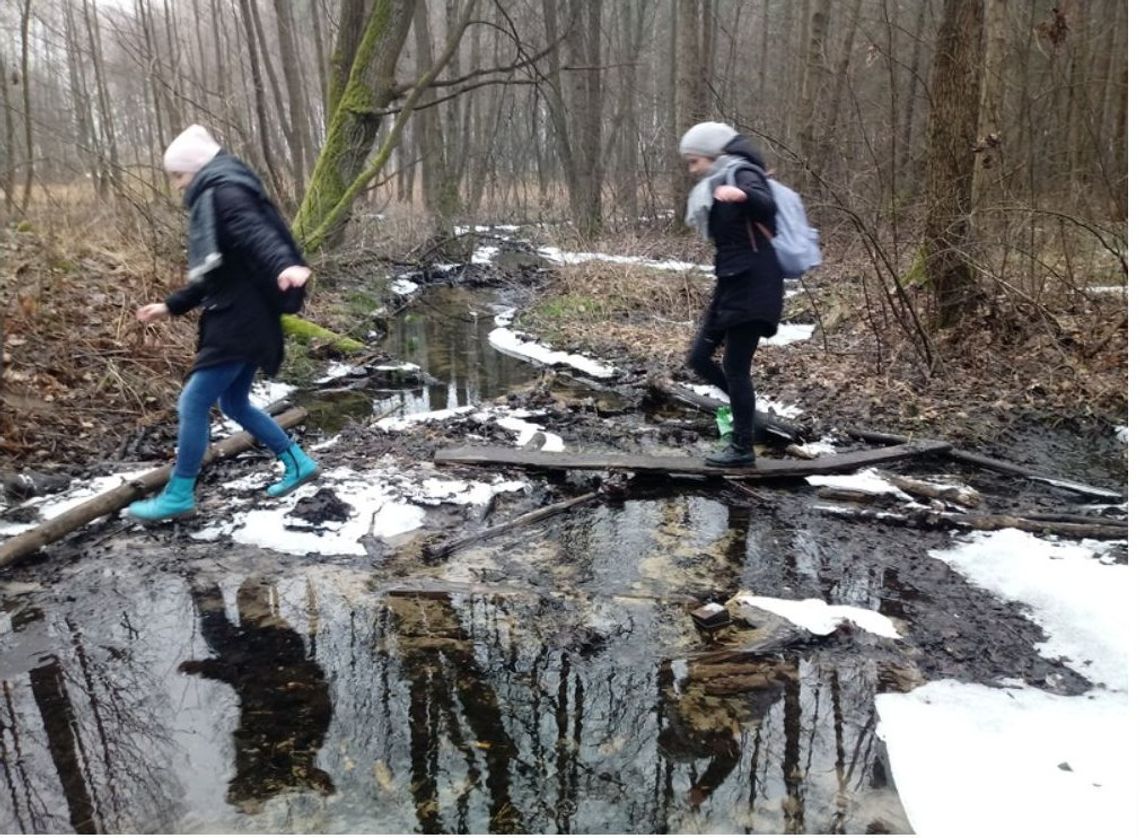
[{"xmin": 678, "ymin": 121, "xmax": 737, "ymax": 158}]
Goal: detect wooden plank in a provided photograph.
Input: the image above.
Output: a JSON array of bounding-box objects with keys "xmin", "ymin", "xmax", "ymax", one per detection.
[{"xmin": 434, "ymin": 440, "xmax": 952, "ymax": 478}]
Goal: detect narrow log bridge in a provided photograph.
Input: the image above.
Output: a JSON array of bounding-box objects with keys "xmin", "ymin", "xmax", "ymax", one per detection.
[
  {"xmin": 0, "ymin": 407, "xmax": 309, "ymax": 568},
  {"xmin": 433, "ymin": 439, "xmax": 952, "ymax": 478}
]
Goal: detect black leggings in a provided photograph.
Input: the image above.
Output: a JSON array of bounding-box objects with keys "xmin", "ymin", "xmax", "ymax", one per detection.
[{"xmin": 687, "ymin": 319, "xmax": 766, "ymax": 447}]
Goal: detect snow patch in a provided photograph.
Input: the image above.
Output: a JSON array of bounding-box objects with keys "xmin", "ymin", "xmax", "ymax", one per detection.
[
  {"xmin": 391, "ymin": 278, "xmax": 419, "ymax": 296},
  {"xmin": 375, "ymin": 405, "xmax": 475, "ymax": 432},
  {"xmin": 875, "ymin": 528, "xmax": 1134, "ymax": 836},
  {"xmin": 488, "ymin": 327, "xmax": 616, "ymax": 378},
  {"xmin": 734, "ymin": 594, "xmax": 901, "ymax": 639},
  {"xmin": 806, "ymin": 468, "xmax": 912, "ymax": 500},
  {"xmin": 471, "ymin": 245, "xmax": 500, "ymax": 264},
  {"xmin": 536, "ymin": 246, "xmax": 713, "ymax": 274},
  {"xmin": 682, "ymin": 383, "xmax": 803, "ymax": 419},
  {"xmin": 0, "ymin": 468, "xmax": 153, "ymax": 537},
  {"xmin": 761, "ymin": 323, "xmax": 816, "ymax": 346},
  {"xmin": 192, "ymin": 464, "xmax": 527, "ymax": 556}
]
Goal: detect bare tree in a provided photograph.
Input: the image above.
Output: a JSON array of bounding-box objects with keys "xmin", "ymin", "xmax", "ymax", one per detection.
[{"xmin": 923, "ymin": 0, "xmax": 985, "ymax": 328}]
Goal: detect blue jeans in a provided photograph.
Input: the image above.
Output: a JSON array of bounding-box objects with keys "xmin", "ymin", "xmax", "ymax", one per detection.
[{"xmin": 174, "ymin": 362, "xmax": 292, "ymax": 479}]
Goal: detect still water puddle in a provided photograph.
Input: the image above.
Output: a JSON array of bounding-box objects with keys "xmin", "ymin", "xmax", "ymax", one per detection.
[{"xmin": 0, "ymin": 493, "xmax": 911, "ymax": 833}]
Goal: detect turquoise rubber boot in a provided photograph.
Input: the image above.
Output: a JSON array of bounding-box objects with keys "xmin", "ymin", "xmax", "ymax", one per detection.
[
  {"xmin": 268, "ymin": 443, "xmax": 321, "ymax": 498},
  {"xmin": 128, "ymin": 474, "xmax": 197, "ymax": 521}
]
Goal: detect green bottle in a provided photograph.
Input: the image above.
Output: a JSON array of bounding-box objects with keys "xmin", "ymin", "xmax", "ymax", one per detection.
[{"xmin": 715, "ymin": 405, "xmax": 733, "ymax": 438}]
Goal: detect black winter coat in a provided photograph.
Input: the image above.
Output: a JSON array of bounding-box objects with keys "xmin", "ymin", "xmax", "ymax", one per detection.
[
  {"xmin": 165, "ymin": 177, "xmax": 304, "ymax": 377},
  {"xmin": 704, "ymin": 135, "xmax": 784, "ymax": 336}
]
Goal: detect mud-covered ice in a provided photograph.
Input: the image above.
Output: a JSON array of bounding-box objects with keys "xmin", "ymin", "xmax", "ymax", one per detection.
[{"xmin": 191, "ymin": 464, "xmax": 529, "ymax": 556}]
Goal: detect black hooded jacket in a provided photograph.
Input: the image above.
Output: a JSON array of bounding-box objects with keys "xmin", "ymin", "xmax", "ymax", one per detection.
[
  {"xmin": 165, "ymin": 153, "xmax": 305, "ymax": 377},
  {"xmin": 704, "ymin": 134, "xmax": 784, "ymax": 335}
]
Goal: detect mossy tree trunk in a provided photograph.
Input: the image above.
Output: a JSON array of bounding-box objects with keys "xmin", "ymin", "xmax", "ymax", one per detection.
[
  {"xmin": 292, "ymin": 0, "xmax": 477, "ymax": 254},
  {"xmin": 292, "ymin": 0, "xmax": 417, "ymax": 251}
]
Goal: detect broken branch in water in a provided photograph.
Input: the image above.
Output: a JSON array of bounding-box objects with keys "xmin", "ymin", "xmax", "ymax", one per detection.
[
  {"xmin": 815, "ymin": 503, "xmax": 1128, "ymax": 541},
  {"xmin": 424, "ymin": 490, "xmax": 603, "ymax": 560}
]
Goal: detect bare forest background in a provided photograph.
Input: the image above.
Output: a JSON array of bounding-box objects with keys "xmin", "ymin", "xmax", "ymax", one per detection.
[{"xmin": 0, "ymin": 0, "xmax": 1129, "ymax": 450}]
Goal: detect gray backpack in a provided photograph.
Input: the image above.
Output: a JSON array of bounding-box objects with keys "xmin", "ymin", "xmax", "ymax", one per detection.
[{"xmin": 729, "ymin": 165, "xmax": 822, "ymax": 279}]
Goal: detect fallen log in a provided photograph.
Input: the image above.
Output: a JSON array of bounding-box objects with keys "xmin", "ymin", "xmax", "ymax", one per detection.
[
  {"xmin": 648, "ymin": 378, "xmax": 807, "ymax": 443},
  {"xmin": 815, "ymin": 503, "xmax": 1128, "ymax": 540},
  {"xmin": 424, "ymin": 490, "xmax": 602, "ymax": 560},
  {"xmin": 846, "ymin": 427, "xmax": 1123, "ymax": 502},
  {"xmin": 433, "ymin": 440, "xmax": 951, "ymax": 479},
  {"xmin": 882, "ymin": 473, "xmax": 981, "ymax": 508},
  {"xmin": 0, "ymin": 407, "xmax": 309, "ymax": 569}
]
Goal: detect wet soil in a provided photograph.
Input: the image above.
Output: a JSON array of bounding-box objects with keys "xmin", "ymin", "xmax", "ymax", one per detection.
[{"xmin": 0, "ymin": 274, "xmax": 1126, "ymax": 833}]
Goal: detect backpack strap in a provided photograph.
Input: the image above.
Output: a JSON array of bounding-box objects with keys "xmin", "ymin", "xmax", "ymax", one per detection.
[{"xmin": 729, "ymin": 162, "xmax": 775, "ymax": 251}]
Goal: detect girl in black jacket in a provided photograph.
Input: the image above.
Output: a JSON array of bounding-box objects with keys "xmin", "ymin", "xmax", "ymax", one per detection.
[
  {"xmin": 129, "ymin": 125, "xmax": 320, "ymax": 521},
  {"xmin": 680, "ymin": 122, "xmax": 784, "ymax": 467}
]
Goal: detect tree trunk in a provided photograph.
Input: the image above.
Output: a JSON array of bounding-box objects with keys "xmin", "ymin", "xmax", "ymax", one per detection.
[
  {"xmin": 326, "ymin": 0, "xmax": 370, "ymax": 120},
  {"xmin": 567, "ymin": 0, "xmax": 603, "ymax": 236},
  {"xmin": 820, "ymin": 0, "xmax": 862, "ymax": 174},
  {"xmin": 293, "ymin": 0, "xmax": 476, "ymax": 253},
  {"xmin": 797, "ymin": 0, "xmax": 831, "ymax": 166},
  {"xmin": 83, "ymin": 0, "xmax": 122, "ymax": 197},
  {"xmin": 540, "ymin": 0, "xmax": 580, "ymax": 215},
  {"xmin": 1, "ymin": 43, "xmax": 16, "ymax": 214},
  {"xmin": 274, "ymin": 0, "xmax": 315, "ymax": 202},
  {"xmin": 18, "ymin": 0, "xmax": 34, "ymax": 213},
  {"xmin": 972, "ymin": 0, "xmax": 1009, "ymax": 207},
  {"xmin": 674, "ymin": 0, "xmax": 702, "ymax": 224},
  {"xmin": 899, "ymin": 0, "xmax": 929, "ymax": 193},
  {"xmin": 922, "ymin": 0, "xmax": 984, "ymax": 328},
  {"xmin": 237, "ymin": 0, "xmax": 287, "ymax": 201},
  {"xmin": 310, "ymin": 0, "xmax": 330, "ymax": 134},
  {"xmin": 63, "ymin": 1, "xmax": 99, "ymax": 197}
]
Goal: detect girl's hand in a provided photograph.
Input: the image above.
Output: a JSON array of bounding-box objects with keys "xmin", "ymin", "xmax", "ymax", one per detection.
[
  {"xmin": 277, "ymin": 265, "xmax": 312, "ymax": 291},
  {"xmin": 713, "ymin": 185, "xmax": 747, "ymax": 203},
  {"xmin": 137, "ymin": 303, "xmax": 170, "ymax": 323}
]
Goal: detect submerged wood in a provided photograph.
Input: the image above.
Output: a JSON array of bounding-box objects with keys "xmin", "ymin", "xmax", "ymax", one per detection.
[
  {"xmin": 424, "ymin": 490, "xmax": 602, "ymax": 560},
  {"xmin": 847, "ymin": 427, "xmax": 1123, "ymax": 502},
  {"xmin": 0, "ymin": 408, "xmax": 309, "ymax": 568},
  {"xmin": 816, "ymin": 503, "xmax": 1128, "ymax": 540},
  {"xmin": 433, "ymin": 440, "xmax": 952, "ymax": 479}
]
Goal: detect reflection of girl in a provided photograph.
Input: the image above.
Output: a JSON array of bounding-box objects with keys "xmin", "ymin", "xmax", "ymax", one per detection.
[
  {"xmin": 679, "ymin": 122, "xmax": 784, "ymax": 467},
  {"xmin": 180, "ymin": 579, "xmax": 333, "ymax": 813},
  {"xmin": 128, "ymin": 125, "xmax": 320, "ymax": 522}
]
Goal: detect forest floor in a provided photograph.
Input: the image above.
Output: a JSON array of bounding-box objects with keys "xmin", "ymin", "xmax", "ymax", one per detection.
[
  {"xmin": 0, "ymin": 214, "xmax": 1128, "ymax": 479},
  {"xmin": 0, "ymin": 212, "xmax": 1131, "ymax": 834}
]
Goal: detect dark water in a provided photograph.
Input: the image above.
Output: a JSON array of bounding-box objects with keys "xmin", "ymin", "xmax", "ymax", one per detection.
[
  {"xmin": 376, "ymin": 286, "xmax": 539, "ymax": 417},
  {"xmin": 0, "ymin": 491, "xmax": 911, "ymax": 833}
]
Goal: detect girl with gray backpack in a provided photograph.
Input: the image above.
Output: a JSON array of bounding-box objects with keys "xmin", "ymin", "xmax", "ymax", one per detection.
[{"xmin": 679, "ymin": 121, "xmax": 819, "ymax": 467}]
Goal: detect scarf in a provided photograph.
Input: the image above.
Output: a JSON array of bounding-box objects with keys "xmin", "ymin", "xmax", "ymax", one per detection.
[
  {"xmin": 684, "ymin": 154, "xmax": 748, "ymax": 241},
  {"xmin": 182, "ymin": 153, "xmax": 269, "ymax": 281}
]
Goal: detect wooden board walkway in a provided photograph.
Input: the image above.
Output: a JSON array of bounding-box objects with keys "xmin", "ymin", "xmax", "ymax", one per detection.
[{"xmin": 434, "ymin": 440, "xmax": 952, "ymax": 478}]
